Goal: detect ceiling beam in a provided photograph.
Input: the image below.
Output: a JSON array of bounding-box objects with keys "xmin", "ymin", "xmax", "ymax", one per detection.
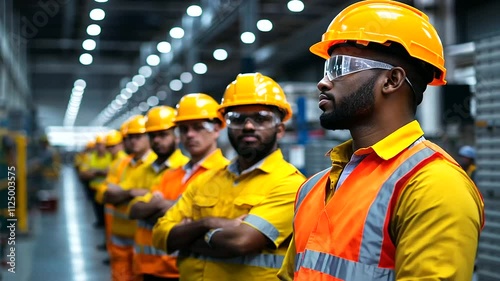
[{"xmin": 30, "ymin": 56, "xmax": 135, "ymax": 75}]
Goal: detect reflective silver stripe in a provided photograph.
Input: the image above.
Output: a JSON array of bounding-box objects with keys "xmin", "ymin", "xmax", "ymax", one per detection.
[
  {"xmin": 294, "ymin": 168, "xmax": 330, "ymax": 220},
  {"xmin": 137, "ymin": 219, "xmax": 153, "ymax": 230},
  {"xmin": 294, "ymin": 252, "xmax": 304, "ymax": 272},
  {"xmin": 112, "ymin": 209, "xmax": 129, "ymax": 220},
  {"xmin": 105, "ymin": 206, "xmax": 113, "ymax": 214},
  {"xmin": 359, "ymin": 147, "xmax": 434, "ymax": 264},
  {"xmin": 244, "ymin": 214, "xmax": 279, "ymax": 243},
  {"xmin": 187, "ymin": 252, "xmax": 284, "ymax": 269},
  {"xmin": 134, "ymin": 245, "xmax": 175, "ymax": 256},
  {"xmin": 298, "ymin": 249, "xmax": 394, "ymax": 281},
  {"xmin": 111, "ymin": 235, "xmax": 134, "ymax": 247}
]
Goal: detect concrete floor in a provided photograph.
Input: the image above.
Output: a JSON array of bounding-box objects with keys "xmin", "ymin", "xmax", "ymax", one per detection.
[{"xmin": 2, "ymin": 166, "xmax": 109, "ymax": 281}]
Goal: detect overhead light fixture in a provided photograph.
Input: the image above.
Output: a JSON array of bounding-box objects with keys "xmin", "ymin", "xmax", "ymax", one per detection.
[
  {"xmin": 156, "ymin": 91, "xmax": 167, "ymax": 100},
  {"xmin": 193, "ymin": 63, "xmax": 207, "ymax": 74},
  {"xmin": 213, "ymin": 49, "xmax": 228, "ymax": 61},
  {"xmin": 89, "ymin": 8, "xmax": 106, "ymax": 21},
  {"xmin": 147, "ymin": 96, "xmax": 160, "ymax": 107},
  {"xmin": 186, "ymin": 5, "xmax": 202, "ymax": 17},
  {"xmin": 132, "ymin": 75, "xmax": 146, "ymax": 87},
  {"xmin": 157, "ymin": 41, "xmax": 171, "ymax": 53},
  {"xmin": 138, "ymin": 102, "xmax": 150, "ymax": 112},
  {"xmin": 169, "ymin": 27, "xmax": 185, "ymax": 39},
  {"xmin": 121, "ymin": 89, "xmax": 132, "ymax": 98},
  {"xmin": 169, "ymin": 79, "xmax": 183, "ymax": 91},
  {"xmin": 126, "ymin": 82, "xmax": 139, "ymax": 93},
  {"xmin": 180, "ymin": 72, "xmax": 193, "ymax": 83},
  {"xmin": 139, "ymin": 66, "xmax": 153, "ymax": 78},
  {"xmin": 82, "ymin": 39, "xmax": 96, "ymax": 51},
  {"xmin": 86, "ymin": 24, "xmax": 101, "ymax": 36},
  {"xmin": 146, "ymin": 54, "xmax": 160, "ymax": 66},
  {"xmin": 94, "ymin": 0, "xmax": 108, "ymax": 2},
  {"xmin": 74, "ymin": 79, "xmax": 87, "ymax": 89},
  {"xmin": 240, "ymin": 32, "xmax": 256, "ymax": 44},
  {"xmin": 257, "ymin": 19, "xmax": 273, "ymax": 32},
  {"xmin": 287, "ymin": 0, "xmax": 304, "ymax": 12},
  {"xmin": 79, "ymin": 53, "xmax": 93, "ymax": 65}
]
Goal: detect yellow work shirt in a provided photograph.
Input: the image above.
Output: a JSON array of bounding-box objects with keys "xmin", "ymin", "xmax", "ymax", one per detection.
[
  {"xmin": 81, "ymin": 151, "xmax": 113, "ymax": 189},
  {"xmin": 112, "ymin": 151, "xmax": 157, "ymax": 238},
  {"xmin": 278, "ymin": 120, "xmax": 484, "ymax": 281},
  {"xmin": 153, "ymin": 149, "xmax": 306, "ymax": 281}
]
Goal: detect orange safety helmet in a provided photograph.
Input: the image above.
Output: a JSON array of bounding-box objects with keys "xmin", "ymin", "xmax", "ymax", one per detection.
[
  {"xmin": 126, "ymin": 115, "xmax": 147, "ymax": 134},
  {"xmin": 145, "ymin": 106, "xmax": 177, "ymax": 133},
  {"xmin": 309, "ymin": 0, "xmax": 446, "ymax": 86},
  {"xmin": 218, "ymin": 72, "xmax": 292, "ymax": 122},
  {"xmin": 175, "ymin": 93, "xmax": 224, "ymax": 127},
  {"xmin": 105, "ymin": 130, "xmax": 123, "ymax": 146}
]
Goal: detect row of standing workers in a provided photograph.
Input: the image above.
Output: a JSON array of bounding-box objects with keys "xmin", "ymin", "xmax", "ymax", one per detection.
[{"xmin": 74, "ymin": 1, "xmax": 484, "ymax": 281}]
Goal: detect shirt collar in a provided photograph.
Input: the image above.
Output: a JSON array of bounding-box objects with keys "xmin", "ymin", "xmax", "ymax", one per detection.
[
  {"xmin": 228, "ymin": 149, "xmax": 284, "ymax": 176},
  {"xmin": 184, "ymin": 149, "xmax": 225, "ymax": 171},
  {"xmin": 152, "ymin": 149, "xmax": 185, "ymax": 173},
  {"xmin": 130, "ymin": 150, "xmax": 153, "ymax": 166},
  {"xmin": 354, "ymin": 120, "xmax": 424, "ymax": 160}
]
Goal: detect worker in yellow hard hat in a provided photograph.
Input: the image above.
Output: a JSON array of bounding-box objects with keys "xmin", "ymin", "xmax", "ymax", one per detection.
[
  {"xmin": 153, "ymin": 73, "xmax": 306, "ymax": 281},
  {"xmin": 103, "ymin": 115, "xmax": 158, "ymax": 281},
  {"xmin": 119, "ymin": 106, "xmax": 189, "ymax": 280},
  {"xmin": 131, "ymin": 93, "xmax": 229, "ymax": 280},
  {"xmin": 280, "ymin": 1, "xmax": 485, "ymax": 281},
  {"xmin": 79, "ymin": 134, "xmax": 112, "ymax": 227},
  {"xmin": 94, "ymin": 122, "xmax": 135, "ymax": 266}
]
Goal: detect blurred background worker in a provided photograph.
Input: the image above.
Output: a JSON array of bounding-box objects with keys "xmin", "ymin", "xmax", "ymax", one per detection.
[
  {"xmin": 458, "ymin": 145, "xmax": 477, "ymax": 182},
  {"xmin": 103, "ymin": 115, "xmax": 157, "ymax": 281},
  {"xmin": 152, "ymin": 73, "xmax": 306, "ymax": 281},
  {"xmin": 93, "ymin": 129, "xmax": 129, "ymax": 264},
  {"xmin": 79, "ymin": 134, "xmax": 112, "ymax": 228},
  {"xmin": 283, "ymin": 1, "xmax": 484, "ymax": 281},
  {"xmin": 131, "ymin": 93, "xmax": 229, "ymax": 281},
  {"xmin": 122, "ymin": 105, "xmax": 188, "ymax": 280}
]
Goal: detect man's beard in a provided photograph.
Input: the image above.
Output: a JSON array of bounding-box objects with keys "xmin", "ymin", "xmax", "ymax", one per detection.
[
  {"xmin": 228, "ymin": 130, "xmax": 277, "ymax": 164},
  {"xmin": 320, "ymin": 75, "xmax": 377, "ymax": 130}
]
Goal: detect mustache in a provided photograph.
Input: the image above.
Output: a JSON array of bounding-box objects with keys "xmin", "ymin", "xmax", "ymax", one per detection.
[{"xmin": 237, "ymin": 134, "xmax": 261, "ymax": 141}]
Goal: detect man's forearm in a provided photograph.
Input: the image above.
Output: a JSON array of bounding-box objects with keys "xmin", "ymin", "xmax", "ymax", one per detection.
[
  {"xmin": 103, "ymin": 188, "xmax": 131, "ymax": 205},
  {"xmin": 166, "ymin": 219, "xmax": 209, "ymax": 253},
  {"xmin": 129, "ymin": 201, "xmax": 162, "ymax": 219},
  {"xmin": 189, "ymin": 238, "xmax": 240, "ymax": 258}
]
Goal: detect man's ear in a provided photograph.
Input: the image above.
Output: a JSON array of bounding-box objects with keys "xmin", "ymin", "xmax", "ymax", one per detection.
[
  {"xmin": 276, "ymin": 123, "xmax": 286, "ymax": 140},
  {"xmin": 382, "ymin": 67, "xmax": 407, "ymax": 95}
]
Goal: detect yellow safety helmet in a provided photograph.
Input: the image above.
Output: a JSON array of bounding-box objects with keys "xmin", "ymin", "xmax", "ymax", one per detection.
[
  {"xmin": 310, "ymin": 0, "xmax": 446, "ymax": 85},
  {"xmin": 175, "ymin": 93, "xmax": 224, "ymax": 127},
  {"xmin": 95, "ymin": 134, "xmax": 105, "ymax": 144},
  {"xmin": 218, "ymin": 72, "xmax": 292, "ymax": 122},
  {"xmin": 86, "ymin": 140, "xmax": 95, "ymax": 149},
  {"xmin": 127, "ymin": 115, "xmax": 147, "ymax": 134},
  {"xmin": 105, "ymin": 130, "xmax": 123, "ymax": 146},
  {"xmin": 145, "ymin": 106, "xmax": 177, "ymax": 133},
  {"xmin": 120, "ymin": 119, "xmax": 130, "ymax": 137}
]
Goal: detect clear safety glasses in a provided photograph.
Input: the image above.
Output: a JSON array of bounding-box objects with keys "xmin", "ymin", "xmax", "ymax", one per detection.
[
  {"xmin": 177, "ymin": 121, "xmax": 215, "ymax": 134},
  {"xmin": 324, "ymin": 55, "xmax": 415, "ymax": 93},
  {"xmin": 224, "ymin": 111, "xmax": 281, "ymax": 130}
]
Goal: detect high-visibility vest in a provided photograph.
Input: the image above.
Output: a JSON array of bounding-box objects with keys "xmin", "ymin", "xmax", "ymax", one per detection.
[
  {"xmin": 293, "ymin": 141, "xmax": 481, "ymax": 281},
  {"xmin": 134, "ymin": 149, "xmax": 228, "ymax": 278}
]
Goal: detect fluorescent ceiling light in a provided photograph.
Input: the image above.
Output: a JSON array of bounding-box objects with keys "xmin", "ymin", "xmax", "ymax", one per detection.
[
  {"xmin": 169, "ymin": 27, "xmax": 185, "ymax": 39},
  {"xmin": 187, "ymin": 5, "xmax": 202, "ymax": 17},
  {"xmin": 240, "ymin": 32, "xmax": 256, "ymax": 44},
  {"xmin": 89, "ymin": 8, "xmax": 106, "ymax": 21},
  {"xmin": 86, "ymin": 24, "xmax": 101, "ymax": 36},
  {"xmin": 213, "ymin": 49, "xmax": 228, "ymax": 61},
  {"xmin": 79, "ymin": 53, "xmax": 93, "ymax": 65},
  {"xmin": 257, "ymin": 19, "xmax": 273, "ymax": 32},
  {"xmin": 146, "ymin": 54, "xmax": 160, "ymax": 66},
  {"xmin": 82, "ymin": 39, "xmax": 96, "ymax": 51},
  {"xmin": 193, "ymin": 63, "xmax": 207, "ymax": 74},
  {"xmin": 287, "ymin": 0, "xmax": 304, "ymax": 12},
  {"xmin": 157, "ymin": 41, "xmax": 171, "ymax": 53}
]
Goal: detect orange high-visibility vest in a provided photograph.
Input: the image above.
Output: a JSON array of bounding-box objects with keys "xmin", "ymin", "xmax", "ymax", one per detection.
[
  {"xmin": 293, "ymin": 141, "xmax": 480, "ymax": 281},
  {"xmin": 133, "ymin": 164, "xmax": 211, "ymax": 278},
  {"xmin": 104, "ymin": 155, "xmax": 133, "ymax": 243}
]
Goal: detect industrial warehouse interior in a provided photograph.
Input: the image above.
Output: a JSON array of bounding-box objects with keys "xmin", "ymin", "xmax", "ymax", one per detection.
[{"xmin": 1, "ymin": 0, "xmax": 499, "ymax": 280}]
